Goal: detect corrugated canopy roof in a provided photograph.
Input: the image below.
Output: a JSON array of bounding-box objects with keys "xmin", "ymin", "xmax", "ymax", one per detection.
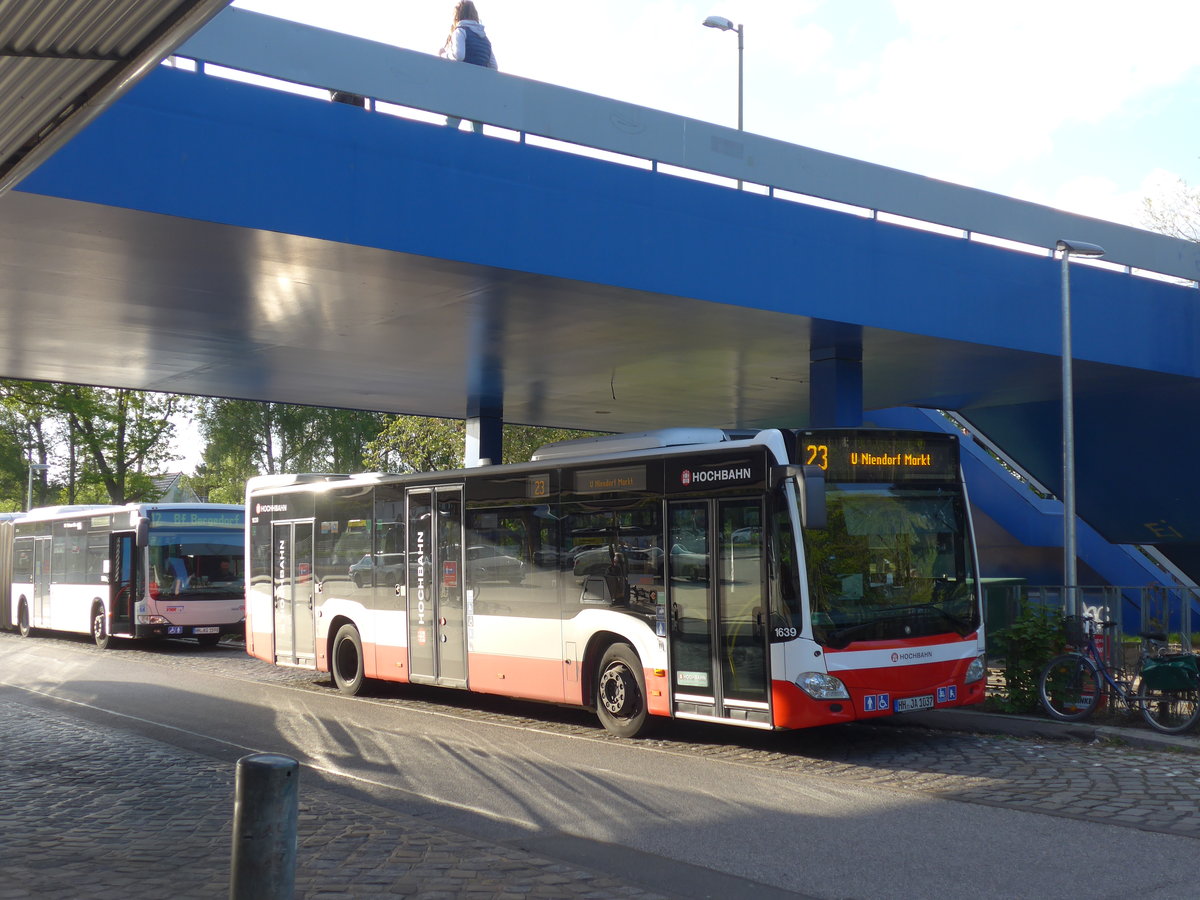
[{"xmin": 0, "ymin": 0, "xmax": 230, "ymax": 195}]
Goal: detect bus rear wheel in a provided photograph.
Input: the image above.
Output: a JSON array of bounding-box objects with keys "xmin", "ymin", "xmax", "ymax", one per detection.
[
  {"xmin": 92, "ymin": 604, "xmax": 111, "ymax": 650},
  {"xmin": 17, "ymin": 600, "xmax": 32, "ymax": 638},
  {"xmin": 332, "ymin": 624, "xmax": 366, "ymax": 696},
  {"xmin": 595, "ymin": 642, "xmax": 650, "ymax": 738}
]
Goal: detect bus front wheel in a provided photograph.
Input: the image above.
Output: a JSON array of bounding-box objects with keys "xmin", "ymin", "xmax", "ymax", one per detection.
[
  {"xmin": 595, "ymin": 642, "xmax": 650, "ymax": 738},
  {"xmin": 331, "ymin": 624, "xmax": 366, "ymax": 696}
]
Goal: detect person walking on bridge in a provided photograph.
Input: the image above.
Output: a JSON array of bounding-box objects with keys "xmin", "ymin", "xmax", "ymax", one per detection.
[{"xmin": 439, "ymin": 1, "xmax": 498, "ymax": 133}]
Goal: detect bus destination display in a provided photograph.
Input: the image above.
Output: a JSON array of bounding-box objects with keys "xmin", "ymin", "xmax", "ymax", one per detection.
[
  {"xmin": 151, "ymin": 509, "xmax": 245, "ymax": 529},
  {"xmin": 800, "ymin": 430, "xmax": 958, "ymax": 482}
]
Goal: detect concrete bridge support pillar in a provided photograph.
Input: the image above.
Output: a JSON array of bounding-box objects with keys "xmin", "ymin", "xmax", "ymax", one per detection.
[
  {"xmin": 466, "ymin": 404, "xmax": 503, "ymax": 466},
  {"xmin": 809, "ymin": 323, "xmax": 863, "ymax": 427}
]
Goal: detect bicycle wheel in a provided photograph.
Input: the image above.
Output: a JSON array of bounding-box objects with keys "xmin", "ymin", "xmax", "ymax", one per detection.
[
  {"xmin": 1140, "ymin": 685, "xmax": 1200, "ymax": 734},
  {"xmin": 1039, "ymin": 654, "xmax": 1101, "ymax": 721}
]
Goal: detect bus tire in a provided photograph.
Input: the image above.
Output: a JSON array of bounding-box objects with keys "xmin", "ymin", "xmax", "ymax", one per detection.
[
  {"xmin": 332, "ymin": 624, "xmax": 366, "ymax": 696},
  {"xmin": 17, "ymin": 600, "xmax": 32, "ymax": 638},
  {"xmin": 92, "ymin": 603, "xmax": 111, "ymax": 650},
  {"xmin": 595, "ymin": 642, "xmax": 650, "ymax": 738}
]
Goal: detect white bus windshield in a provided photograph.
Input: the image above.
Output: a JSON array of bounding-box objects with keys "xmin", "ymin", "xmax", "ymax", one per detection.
[
  {"xmin": 148, "ymin": 526, "xmax": 243, "ymax": 600},
  {"xmin": 804, "ymin": 484, "xmax": 979, "ymax": 647}
]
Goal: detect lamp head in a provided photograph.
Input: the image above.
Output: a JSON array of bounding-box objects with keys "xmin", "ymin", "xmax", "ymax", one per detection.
[
  {"xmin": 1056, "ymin": 239, "xmax": 1105, "ymax": 259},
  {"xmin": 703, "ymin": 15, "xmax": 736, "ymax": 31}
]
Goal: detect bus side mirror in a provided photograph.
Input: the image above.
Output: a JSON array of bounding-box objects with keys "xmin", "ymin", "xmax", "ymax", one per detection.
[
  {"xmin": 135, "ymin": 517, "xmax": 150, "ymax": 548},
  {"xmin": 801, "ymin": 465, "xmax": 826, "ymax": 530},
  {"xmin": 771, "ymin": 465, "xmax": 826, "ymax": 530}
]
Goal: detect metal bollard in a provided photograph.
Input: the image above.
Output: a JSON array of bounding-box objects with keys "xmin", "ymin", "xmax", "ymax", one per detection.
[{"xmin": 229, "ymin": 753, "xmax": 299, "ymax": 900}]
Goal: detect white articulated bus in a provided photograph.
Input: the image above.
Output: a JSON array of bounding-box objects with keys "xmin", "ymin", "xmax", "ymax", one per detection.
[
  {"xmin": 1, "ymin": 503, "xmax": 245, "ymax": 648},
  {"xmin": 245, "ymin": 427, "xmax": 986, "ymax": 736}
]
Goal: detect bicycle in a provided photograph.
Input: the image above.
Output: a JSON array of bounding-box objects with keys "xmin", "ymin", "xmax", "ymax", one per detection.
[{"xmin": 1038, "ymin": 614, "xmax": 1200, "ymax": 735}]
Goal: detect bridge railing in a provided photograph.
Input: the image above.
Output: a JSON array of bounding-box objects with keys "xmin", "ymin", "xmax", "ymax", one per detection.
[{"xmin": 176, "ymin": 8, "xmax": 1200, "ymax": 288}]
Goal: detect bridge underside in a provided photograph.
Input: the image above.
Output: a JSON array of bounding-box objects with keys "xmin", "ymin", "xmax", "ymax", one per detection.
[{"xmin": 4, "ymin": 65, "xmax": 1200, "ymax": 560}]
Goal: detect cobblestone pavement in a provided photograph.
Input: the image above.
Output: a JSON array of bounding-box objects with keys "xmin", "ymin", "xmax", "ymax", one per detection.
[
  {"xmin": 4, "ymin": 630, "xmax": 1200, "ymax": 899},
  {"xmin": 0, "ymin": 699, "xmax": 668, "ymax": 900}
]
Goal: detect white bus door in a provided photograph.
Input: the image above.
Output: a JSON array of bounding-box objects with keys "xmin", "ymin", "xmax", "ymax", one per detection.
[
  {"xmin": 668, "ymin": 498, "xmax": 770, "ymax": 726},
  {"xmin": 32, "ymin": 537, "xmax": 51, "ymax": 626},
  {"xmin": 109, "ymin": 532, "xmax": 136, "ymax": 636},
  {"xmin": 406, "ymin": 486, "xmax": 467, "ymax": 688},
  {"xmin": 272, "ymin": 520, "xmax": 316, "ymax": 666}
]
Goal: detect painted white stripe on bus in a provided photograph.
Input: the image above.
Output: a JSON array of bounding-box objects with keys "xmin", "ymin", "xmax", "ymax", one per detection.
[{"xmin": 824, "ymin": 641, "xmax": 978, "ymax": 671}]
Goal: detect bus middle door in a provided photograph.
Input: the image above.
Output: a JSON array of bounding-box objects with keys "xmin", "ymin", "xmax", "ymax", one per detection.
[
  {"xmin": 406, "ymin": 486, "xmax": 467, "ymax": 688},
  {"xmin": 32, "ymin": 536, "xmax": 50, "ymax": 627},
  {"xmin": 272, "ymin": 520, "xmax": 316, "ymax": 667}
]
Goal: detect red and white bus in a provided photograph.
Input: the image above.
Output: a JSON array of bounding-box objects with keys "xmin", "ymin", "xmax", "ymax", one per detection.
[
  {"xmin": 1, "ymin": 503, "xmax": 245, "ymax": 648},
  {"xmin": 244, "ymin": 428, "xmax": 986, "ymax": 736}
]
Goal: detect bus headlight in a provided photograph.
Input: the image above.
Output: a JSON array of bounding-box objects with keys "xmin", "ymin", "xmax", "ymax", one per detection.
[
  {"xmin": 137, "ymin": 615, "xmax": 170, "ymax": 625},
  {"xmin": 965, "ymin": 655, "xmax": 986, "ymax": 684},
  {"xmin": 795, "ymin": 671, "xmax": 850, "ymax": 700}
]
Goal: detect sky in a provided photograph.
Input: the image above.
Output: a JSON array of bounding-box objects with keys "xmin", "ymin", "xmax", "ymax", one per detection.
[{"xmin": 228, "ymin": 0, "xmax": 1200, "ymax": 229}]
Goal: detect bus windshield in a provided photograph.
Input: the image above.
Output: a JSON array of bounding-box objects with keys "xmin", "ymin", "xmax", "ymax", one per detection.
[
  {"xmin": 148, "ymin": 526, "xmax": 244, "ymax": 601},
  {"xmin": 804, "ymin": 484, "xmax": 980, "ymax": 647}
]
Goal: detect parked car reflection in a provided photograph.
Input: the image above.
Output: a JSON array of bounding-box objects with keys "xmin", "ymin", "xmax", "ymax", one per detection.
[
  {"xmin": 348, "ymin": 552, "xmax": 405, "ymax": 588},
  {"xmin": 467, "ymin": 545, "xmax": 526, "ymax": 584}
]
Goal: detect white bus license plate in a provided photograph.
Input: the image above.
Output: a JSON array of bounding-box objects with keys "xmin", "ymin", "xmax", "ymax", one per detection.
[
  {"xmin": 193, "ymin": 627, "xmax": 220, "ymax": 635},
  {"xmin": 894, "ymin": 695, "xmax": 934, "ymax": 713}
]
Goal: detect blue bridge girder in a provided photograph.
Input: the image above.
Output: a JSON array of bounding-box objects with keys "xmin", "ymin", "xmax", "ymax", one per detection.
[{"xmin": 3, "ymin": 7, "xmax": 1200, "ymax": 567}]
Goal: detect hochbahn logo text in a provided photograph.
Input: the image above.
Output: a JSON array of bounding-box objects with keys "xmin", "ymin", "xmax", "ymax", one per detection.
[
  {"xmin": 681, "ymin": 467, "xmax": 752, "ymax": 486},
  {"xmin": 891, "ymin": 650, "xmax": 934, "ymax": 662}
]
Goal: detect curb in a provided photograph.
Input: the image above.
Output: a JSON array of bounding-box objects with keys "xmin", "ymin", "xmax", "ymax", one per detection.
[{"xmin": 886, "ymin": 707, "xmax": 1200, "ymax": 754}]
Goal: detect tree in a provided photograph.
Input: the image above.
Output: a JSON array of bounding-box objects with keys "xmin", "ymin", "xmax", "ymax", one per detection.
[
  {"xmin": 196, "ymin": 399, "xmax": 389, "ymax": 502},
  {"xmin": 363, "ymin": 416, "xmax": 464, "ymax": 472},
  {"xmin": 60, "ymin": 385, "xmax": 183, "ymax": 504},
  {"xmin": 0, "ymin": 380, "xmax": 183, "ymax": 506},
  {"xmin": 1142, "ymin": 177, "xmax": 1200, "ymax": 242},
  {"xmin": 363, "ymin": 417, "xmax": 598, "ymax": 472},
  {"xmin": 502, "ymin": 425, "xmax": 599, "ymax": 464}
]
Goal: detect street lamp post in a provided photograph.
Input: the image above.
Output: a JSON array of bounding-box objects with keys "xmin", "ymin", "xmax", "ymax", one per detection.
[
  {"xmin": 703, "ymin": 15, "xmax": 744, "ymax": 187},
  {"xmin": 1055, "ymin": 239, "xmax": 1105, "ymax": 622},
  {"xmin": 26, "ymin": 462, "xmax": 48, "ymax": 511}
]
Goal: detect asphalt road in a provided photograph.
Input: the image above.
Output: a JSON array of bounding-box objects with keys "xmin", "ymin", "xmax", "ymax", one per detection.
[{"xmin": 3, "ymin": 630, "xmax": 1199, "ymax": 899}]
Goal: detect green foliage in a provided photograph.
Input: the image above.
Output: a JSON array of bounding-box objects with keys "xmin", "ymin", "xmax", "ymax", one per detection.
[
  {"xmin": 0, "ymin": 378, "xmax": 599, "ymax": 508},
  {"xmin": 0, "ymin": 380, "xmax": 182, "ymax": 506},
  {"xmin": 364, "ymin": 416, "xmax": 464, "ymax": 472},
  {"xmin": 364, "ymin": 419, "xmax": 599, "ymax": 472},
  {"xmin": 501, "ymin": 425, "xmax": 599, "ymax": 464},
  {"xmin": 195, "ymin": 399, "xmax": 390, "ymax": 499},
  {"xmin": 993, "ymin": 602, "xmax": 1064, "ymax": 713}
]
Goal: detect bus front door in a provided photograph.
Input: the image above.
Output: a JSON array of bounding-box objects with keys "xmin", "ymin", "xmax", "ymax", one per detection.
[
  {"xmin": 109, "ymin": 532, "xmax": 136, "ymax": 636},
  {"xmin": 406, "ymin": 486, "xmax": 467, "ymax": 688},
  {"xmin": 272, "ymin": 520, "xmax": 316, "ymax": 667},
  {"xmin": 668, "ymin": 498, "xmax": 770, "ymax": 726}
]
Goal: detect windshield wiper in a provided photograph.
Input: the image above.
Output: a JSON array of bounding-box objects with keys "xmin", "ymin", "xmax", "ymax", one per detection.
[
  {"xmin": 883, "ymin": 602, "xmax": 975, "ymax": 635},
  {"xmin": 822, "ymin": 620, "xmax": 877, "ymax": 650}
]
